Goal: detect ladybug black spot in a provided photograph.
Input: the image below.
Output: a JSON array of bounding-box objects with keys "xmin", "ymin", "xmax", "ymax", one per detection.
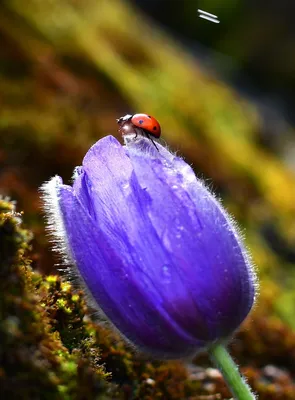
[
  {"xmin": 153, "ymin": 126, "xmax": 157, "ymax": 130},
  {"xmin": 139, "ymin": 120, "xmax": 144, "ymax": 124}
]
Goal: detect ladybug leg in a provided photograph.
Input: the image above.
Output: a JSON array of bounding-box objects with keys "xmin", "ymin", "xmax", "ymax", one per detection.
[
  {"xmin": 150, "ymin": 138, "xmax": 159, "ymax": 152},
  {"xmin": 133, "ymin": 127, "xmax": 141, "ymax": 140},
  {"xmin": 143, "ymin": 131, "xmax": 159, "ymax": 151}
]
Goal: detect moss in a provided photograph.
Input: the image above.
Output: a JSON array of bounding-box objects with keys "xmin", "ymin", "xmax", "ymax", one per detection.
[
  {"xmin": 231, "ymin": 308, "xmax": 295, "ymax": 370},
  {"xmin": 0, "ymin": 198, "xmax": 112, "ymax": 399}
]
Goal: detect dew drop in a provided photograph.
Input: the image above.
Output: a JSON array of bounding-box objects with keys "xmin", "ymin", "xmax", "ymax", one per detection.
[
  {"xmin": 121, "ymin": 272, "xmax": 129, "ymax": 280},
  {"xmin": 161, "ymin": 265, "xmax": 171, "ymax": 282},
  {"xmin": 162, "ymin": 231, "xmax": 171, "ymax": 250}
]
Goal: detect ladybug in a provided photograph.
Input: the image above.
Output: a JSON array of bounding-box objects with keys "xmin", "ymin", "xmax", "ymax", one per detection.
[{"xmin": 117, "ymin": 113, "xmax": 161, "ymax": 149}]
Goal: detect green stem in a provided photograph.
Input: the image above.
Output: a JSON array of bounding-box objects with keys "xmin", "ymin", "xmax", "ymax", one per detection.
[{"xmin": 208, "ymin": 342, "xmax": 256, "ymax": 400}]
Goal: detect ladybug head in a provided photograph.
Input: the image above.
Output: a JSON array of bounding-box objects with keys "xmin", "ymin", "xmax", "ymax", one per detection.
[{"xmin": 116, "ymin": 114, "xmax": 133, "ymax": 125}]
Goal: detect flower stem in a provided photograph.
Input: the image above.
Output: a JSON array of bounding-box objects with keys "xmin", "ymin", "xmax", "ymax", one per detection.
[{"xmin": 208, "ymin": 342, "xmax": 256, "ymax": 400}]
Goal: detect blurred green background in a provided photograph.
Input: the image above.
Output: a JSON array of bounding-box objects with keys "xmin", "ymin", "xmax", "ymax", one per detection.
[{"xmin": 1, "ymin": 1, "xmax": 295, "ymax": 398}]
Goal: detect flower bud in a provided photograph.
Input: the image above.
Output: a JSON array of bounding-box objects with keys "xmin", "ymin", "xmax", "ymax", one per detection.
[{"xmin": 42, "ymin": 136, "xmax": 257, "ymax": 359}]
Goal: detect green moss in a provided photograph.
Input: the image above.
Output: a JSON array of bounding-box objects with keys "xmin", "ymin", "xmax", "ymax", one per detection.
[{"xmin": 0, "ymin": 198, "xmax": 112, "ymax": 399}]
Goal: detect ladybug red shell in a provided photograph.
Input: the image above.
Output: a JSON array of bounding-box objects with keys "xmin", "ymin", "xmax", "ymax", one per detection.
[
  {"xmin": 131, "ymin": 114, "xmax": 161, "ymax": 138},
  {"xmin": 117, "ymin": 113, "xmax": 161, "ymax": 139}
]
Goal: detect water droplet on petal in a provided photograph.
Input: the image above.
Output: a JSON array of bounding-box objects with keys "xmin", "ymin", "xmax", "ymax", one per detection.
[
  {"xmin": 161, "ymin": 265, "xmax": 171, "ymax": 283},
  {"xmin": 162, "ymin": 230, "xmax": 171, "ymax": 250}
]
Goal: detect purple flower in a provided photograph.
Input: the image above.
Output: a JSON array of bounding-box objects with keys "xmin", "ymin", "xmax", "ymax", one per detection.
[{"xmin": 42, "ymin": 135, "xmax": 256, "ymax": 359}]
